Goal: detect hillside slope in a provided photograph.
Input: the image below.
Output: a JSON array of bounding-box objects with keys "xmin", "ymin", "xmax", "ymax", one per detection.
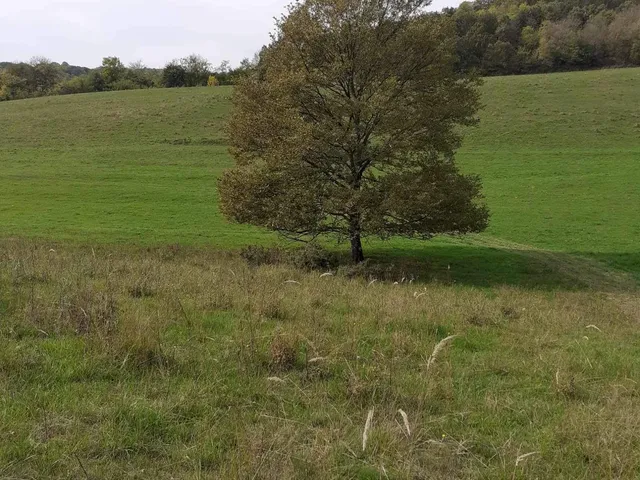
[
  {"xmin": 458, "ymin": 68, "xmax": 640, "ymax": 277},
  {"xmin": 0, "ymin": 68, "xmax": 638, "ymax": 283}
]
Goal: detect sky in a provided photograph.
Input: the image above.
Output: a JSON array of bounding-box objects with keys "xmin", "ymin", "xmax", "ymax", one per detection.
[{"xmin": 0, "ymin": 0, "xmax": 464, "ymax": 69}]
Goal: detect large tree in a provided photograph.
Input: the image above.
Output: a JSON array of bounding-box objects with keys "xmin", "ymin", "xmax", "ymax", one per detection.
[{"xmin": 219, "ymin": 0, "xmax": 489, "ymax": 262}]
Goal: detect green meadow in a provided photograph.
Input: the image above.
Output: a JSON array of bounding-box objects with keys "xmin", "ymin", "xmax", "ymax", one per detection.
[
  {"xmin": 1, "ymin": 68, "xmax": 639, "ymax": 286},
  {"xmin": 1, "ymin": 69, "xmax": 639, "ymax": 479}
]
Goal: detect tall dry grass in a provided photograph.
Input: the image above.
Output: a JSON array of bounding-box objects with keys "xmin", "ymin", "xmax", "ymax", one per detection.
[{"xmin": 0, "ymin": 239, "xmax": 639, "ymax": 479}]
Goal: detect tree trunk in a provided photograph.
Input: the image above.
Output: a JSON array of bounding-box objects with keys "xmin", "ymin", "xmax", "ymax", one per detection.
[
  {"xmin": 349, "ymin": 216, "xmax": 365, "ymax": 263},
  {"xmin": 350, "ymin": 233, "xmax": 364, "ymax": 264}
]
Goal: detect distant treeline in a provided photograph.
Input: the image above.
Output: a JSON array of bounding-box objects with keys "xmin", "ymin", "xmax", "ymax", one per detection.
[
  {"xmin": 2, "ymin": 0, "xmax": 640, "ymax": 101},
  {"xmin": 0, "ymin": 54, "xmax": 256, "ymax": 102},
  {"xmin": 445, "ymin": 0, "xmax": 640, "ymax": 75}
]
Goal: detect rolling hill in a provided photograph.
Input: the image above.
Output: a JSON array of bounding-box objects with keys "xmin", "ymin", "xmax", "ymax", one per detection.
[
  {"xmin": 2, "ymin": 68, "xmax": 640, "ymax": 479},
  {"xmin": 1, "ymin": 67, "xmax": 639, "ymax": 285}
]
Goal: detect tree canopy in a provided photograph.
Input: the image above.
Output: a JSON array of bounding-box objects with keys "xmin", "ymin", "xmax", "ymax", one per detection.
[
  {"xmin": 3, "ymin": 0, "xmax": 639, "ymax": 102},
  {"xmin": 219, "ymin": 0, "xmax": 489, "ymax": 262},
  {"xmin": 446, "ymin": 0, "xmax": 640, "ymax": 75},
  {"xmin": 0, "ymin": 55, "xmax": 256, "ymax": 101}
]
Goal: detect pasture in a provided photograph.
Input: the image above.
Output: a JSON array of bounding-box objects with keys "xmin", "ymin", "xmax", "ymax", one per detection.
[
  {"xmin": 0, "ymin": 68, "xmax": 639, "ymax": 479},
  {"xmin": 1, "ymin": 68, "xmax": 639, "ymax": 285},
  {"xmin": 1, "ymin": 241, "xmax": 639, "ymax": 479}
]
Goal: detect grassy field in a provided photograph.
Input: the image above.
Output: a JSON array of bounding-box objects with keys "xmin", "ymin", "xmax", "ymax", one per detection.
[
  {"xmin": 1, "ymin": 241, "xmax": 639, "ymax": 479},
  {"xmin": 1, "ymin": 69, "xmax": 640, "ymax": 478},
  {"xmin": 1, "ymin": 68, "xmax": 639, "ymax": 286}
]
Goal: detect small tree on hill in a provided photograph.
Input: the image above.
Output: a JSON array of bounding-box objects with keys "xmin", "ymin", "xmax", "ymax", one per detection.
[
  {"xmin": 0, "ymin": 70, "xmax": 27, "ymax": 100},
  {"xmin": 162, "ymin": 61, "xmax": 187, "ymax": 87},
  {"xmin": 181, "ymin": 54, "xmax": 211, "ymax": 87},
  {"xmin": 101, "ymin": 56, "xmax": 126, "ymax": 85},
  {"xmin": 127, "ymin": 60, "xmax": 155, "ymax": 88},
  {"xmin": 29, "ymin": 57, "xmax": 60, "ymax": 94},
  {"xmin": 219, "ymin": 0, "xmax": 489, "ymax": 263}
]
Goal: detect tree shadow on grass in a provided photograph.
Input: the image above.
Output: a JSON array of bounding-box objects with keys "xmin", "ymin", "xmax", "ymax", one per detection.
[
  {"xmin": 585, "ymin": 252, "xmax": 640, "ymax": 283},
  {"xmin": 364, "ymin": 243, "xmax": 639, "ymax": 292}
]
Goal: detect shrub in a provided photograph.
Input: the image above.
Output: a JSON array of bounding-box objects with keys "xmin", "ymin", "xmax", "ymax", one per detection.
[
  {"xmin": 89, "ymin": 71, "xmax": 107, "ymax": 92},
  {"xmin": 239, "ymin": 245, "xmax": 285, "ymax": 267},
  {"xmin": 289, "ymin": 243, "xmax": 337, "ymax": 271},
  {"xmin": 269, "ymin": 334, "xmax": 298, "ymax": 371},
  {"xmin": 55, "ymin": 75, "xmax": 94, "ymax": 95},
  {"xmin": 108, "ymin": 79, "xmax": 140, "ymax": 91},
  {"xmin": 161, "ymin": 62, "xmax": 187, "ymax": 88},
  {"xmin": 632, "ymin": 40, "xmax": 640, "ymax": 64},
  {"xmin": 239, "ymin": 243, "xmax": 336, "ymax": 271},
  {"xmin": 336, "ymin": 259, "xmax": 395, "ymax": 281}
]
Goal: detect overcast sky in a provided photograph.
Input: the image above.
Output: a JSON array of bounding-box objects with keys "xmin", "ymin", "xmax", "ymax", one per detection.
[{"xmin": 1, "ymin": 0, "xmax": 464, "ymax": 68}]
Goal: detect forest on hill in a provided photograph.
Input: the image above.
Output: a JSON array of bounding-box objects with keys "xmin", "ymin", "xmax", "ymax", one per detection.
[
  {"xmin": 448, "ymin": 0, "xmax": 640, "ymax": 75},
  {"xmin": 2, "ymin": 0, "xmax": 640, "ymax": 101},
  {"xmin": 0, "ymin": 55, "xmax": 252, "ymax": 102}
]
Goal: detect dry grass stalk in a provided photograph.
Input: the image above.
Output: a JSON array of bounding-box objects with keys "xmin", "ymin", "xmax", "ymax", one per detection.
[
  {"xmin": 515, "ymin": 451, "xmax": 539, "ymax": 466},
  {"xmin": 362, "ymin": 407, "xmax": 375, "ymax": 452},
  {"xmin": 426, "ymin": 335, "xmax": 458, "ymax": 371},
  {"xmin": 398, "ymin": 409, "xmax": 411, "ymax": 437},
  {"xmin": 2, "ymin": 239, "xmax": 639, "ymax": 478}
]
